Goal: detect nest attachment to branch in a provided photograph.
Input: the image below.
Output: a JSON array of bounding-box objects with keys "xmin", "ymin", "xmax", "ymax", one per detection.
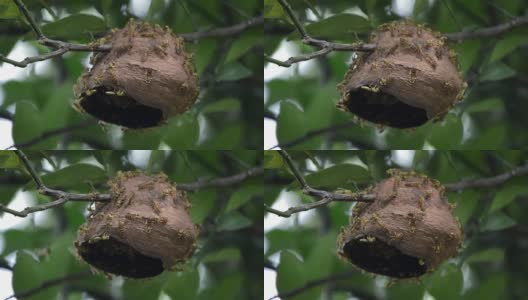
[
  {"xmin": 75, "ymin": 171, "xmax": 199, "ymax": 278},
  {"xmin": 337, "ymin": 169, "xmax": 462, "ymax": 278},
  {"xmin": 74, "ymin": 20, "xmax": 199, "ymax": 129},
  {"xmin": 337, "ymin": 21, "xmax": 466, "ymax": 129}
]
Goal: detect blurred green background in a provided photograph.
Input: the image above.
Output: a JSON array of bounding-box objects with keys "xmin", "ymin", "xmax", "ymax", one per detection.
[
  {"xmin": 264, "ymin": 0, "xmax": 528, "ymax": 149},
  {"xmin": 0, "ymin": 0, "xmax": 262, "ymax": 149},
  {"xmin": 264, "ymin": 150, "xmax": 528, "ymax": 300},
  {"xmin": 0, "ymin": 150, "xmax": 262, "ymax": 300}
]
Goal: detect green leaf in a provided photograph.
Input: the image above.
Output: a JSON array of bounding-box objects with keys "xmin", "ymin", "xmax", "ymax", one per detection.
[
  {"xmin": 225, "ymin": 184, "xmax": 263, "ymax": 212},
  {"xmin": 164, "ymin": 114, "xmax": 200, "ymax": 149},
  {"xmin": 0, "ymin": 0, "xmax": 19, "ymax": 19},
  {"xmin": 466, "ymin": 248, "xmax": 504, "ymax": 264},
  {"xmin": 203, "ymin": 98, "xmax": 240, "ymax": 113},
  {"xmin": 489, "ymin": 33, "xmax": 526, "ymax": 63},
  {"xmin": 264, "ymin": 0, "xmax": 284, "ymax": 18},
  {"xmin": 123, "ymin": 274, "xmax": 166, "ymax": 300},
  {"xmin": 217, "ymin": 212, "xmax": 252, "ymax": 231},
  {"xmin": 277, "ymin": 251, "xmax": 317, "ymax": 300},
  {"xmin": 217, "ymin": 62, "xmax": 253, "ymax": 81},
  {"xmin": 465, "ymin": 98, "xmax": 504, "ymax": 114},
  {"xmin": 303, "ymin": 164, "xmax": 371, "ymax": 188},
  {"xmin": 480, "ymin": 62, "xmax": 516, "ymax": 82},
  {"xmin": 225, "ymin": 28, "xmax": 261, "ymax": 63},
  {"xmin": 122, "ymin": 128, "xmax": 164, "ymax": 149},
  {"xmin": 264, "ymin": 151, "xmax": 283, "ymax": 169},
  {"xmin": 201, "ymin": 247, "xmax": 241, "ymax": 263},
  {"xmin": 13, "ymin": 252, "xmax": 60, "ymax": 300},
  {"xmin": 450, "ymin": 190, "xmax": 479, "ymax": 225},
  {"xmin": 40, "ymin": 163, "xmax": 106, "ymax": 190},
  {"xmin": 198, "ymin": 273, "xmax": 242, "ymax": 300},
  {"xmin": 13, "ymin": 101, "xmax": 44, "ymax": 149},
  {"xmin": 189, "ymin": 190, "xmax": 215, "ymax": 223},
  {"xmin": 480, "ymin": 212, "xmax": 516, "ymax": 231},
  {"xmin": 2, "ymin": 228, "xmax": 53, "ymax": 255},
  {"xmin": 0, "ymin": 151, "xmax": 20, "ymax": 168},
  {"xmin": 304, "ymin": 233, "xmax": 335, "ymax": 280},
  {"xmin": 387, "ymin": 280, "xmax": 425, "ymax": 299},
  {"xmin": 290, "ymin": 14, "xmax": 371, "ymax": 40},
  {"xmin": 164, "ymin": 269, "xmax": 199, "ymax": 300},
  {"xmin": 489, "ymin": 180, "xmax": 528, "ymax": 213},
  {"xmin": 427, "ymin": 114, "xmax": 463, "ymax": 149},
  {"xmin": 426, "ymin": 264, "xmax": 463, "ymax": 300},
  {"xmin": 276, "ymin": 101, "xmax": 307, "ymax": 149},
  {"xmin": 40, "ymin": 14, "xmax": 107, "ymax": 42}
]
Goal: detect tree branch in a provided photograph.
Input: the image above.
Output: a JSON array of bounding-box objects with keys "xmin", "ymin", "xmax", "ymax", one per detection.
[
  {"xmin": 445, "ymin": 13, "xmax": 528, "ymax": 42},
  {"xmin": 265, "ymin": 153, "xmax": 528, "ymax": 218},
  {"xmin": 6, "ymin": 120, "xmax": 96, "ymax": 150},
  {"xmin": 445, "ymin": 162, "xmax": 528, "ymax": 191},
  {"xmin": 1, "ymin": 0, "xmax": 262, "ymax": 68},
  {"xmin": 269, "ymin": 121, "xmax": 357, "ymax": 149},
  {"xmin": 4, "ymin": 271, "xmax": 91, "ymax": 300},
  {"xmin": 265, "ymin": 1, "xmax": 528, "ymax": 67},
  {"xmin": 180, "ymin": 15, "xmax": 263, "ymax": 40},
  {"xmin": 177, "ymin": 166, "xmax": 264, "ymax": 191},
  {"xmin": 269, "ymin": 271, "xmax": 356, "ymax": 300},
  {"xmin": 265, "ymin": 150, "xmax": 374, "ymax": 218},
  {"xmin": 0, "ymin": 152, "xmax": 263, "ymax": 217}
]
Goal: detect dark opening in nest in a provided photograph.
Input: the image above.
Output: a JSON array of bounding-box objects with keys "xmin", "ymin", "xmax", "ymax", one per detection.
[
  {"xmin": 346, "ymin": 88, "xmax": 428, "ymax": 128},
  {"xmin": 77, "ymin": 237, "xmax": 163, "ymax": 278},
  {"xmin": 79, "ymin": 86, "xmax": 163, "ymax": 128},
  {"xmin": 343, "ymin": 236, "xmax": 427, "ymax": 278}
]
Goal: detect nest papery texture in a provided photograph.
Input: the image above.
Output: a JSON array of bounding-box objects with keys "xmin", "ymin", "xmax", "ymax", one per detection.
[
  {"xmin": 74, "ymin": 20, "xmax": 199, "ymax": 129},
  {"xmin": 75, "ymin": 171, "xmax": 199, "ymax": 278},
  {"xmin": 337, "ymin": 21, "xmax": 466, "ymax": 128},
  {"xmin": 337, "ymin": 169, "xmax": 462, "ymax": 278}
]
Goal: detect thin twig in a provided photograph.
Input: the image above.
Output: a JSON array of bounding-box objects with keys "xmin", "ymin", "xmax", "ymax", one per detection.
[
  {"xmin": 0, "ymin": 151, "xmax": 111, "ymax": 217},
  {"xmin": 6, "ymin": 120, "xmax": 96, "ymax": 149},
  {"xmin": 13, "ymin": 0, "xmax": 44, "ymax": 39},
  {"xmin": 265, "ymin": 150, "xmax": 375, "ymax": 218},
  {"xmin": 445, "ymin": 14, "xmax": 528, "ymax": 42},
  {"xmin": 265, "ymin": 0, "xmax": 375, "ymax": 67},
  {"xmin": 444, "ymin": 162, "xmax": 528, "ymax": 191},
  {"xmin": 180, "ymin": 15, "xmax": 263, "ymax": 40},
  {"xmin": 265, "ymin": 0, "xmax": 528, "ymax": 67},
  {"xmin": 265, "ymin": 153, "xmax": 528, "ymax": 218},
  {"xmin": 4, "ymin": 271, "xmax": 91, "ymax": 300},
  {"xmin": 0, "ymin": 154, "xmax": 263, "ymax": 217},
  {"xmin": 269, "ymin": 121, "xmax": 357, "ymax": 149},
  {"xmin": 1, "ymin": 1, "xmax": 262, "ymax": 68},
  {"xmin": 269, "ymin": 271, "xmax": 356, "ymax": 300},
  {"xmin": 177, "ymin": 167, "xmax": 264, "ymax": 191}
]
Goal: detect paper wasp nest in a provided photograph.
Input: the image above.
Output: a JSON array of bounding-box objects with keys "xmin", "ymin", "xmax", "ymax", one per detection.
[
  {"xmin": 337, "ymin": 21, "xmax": 466, "ymax": 128},
  {"xmin": 337, "ymin": 169, "xmax": 462, "ymax": 278},
  {"xmin": 74, "ymin": 20, "xmax": 199, "ymax": 129},
  {"xmin": 75, "ymin": 171, "xmax": 199, "ymax": 278}
]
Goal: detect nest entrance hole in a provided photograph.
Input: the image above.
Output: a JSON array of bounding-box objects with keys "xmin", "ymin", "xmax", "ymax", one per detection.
[
  {"xmin": 80, "ymin": 86, "xmax": 162, "ymax": 128},
  {"xmin": 343, "ymin": 236, "xmax": 427, "ymax": 278},
  {"xmin": 77, "ymin": 237, "xmax": 163, "ymax": 278},
  {"xmin": 346, "ymin": 88, "xmax": 428, "ymax": 128}
]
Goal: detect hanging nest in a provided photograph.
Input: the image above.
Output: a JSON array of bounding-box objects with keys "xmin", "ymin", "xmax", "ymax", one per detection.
[
  {"xmin": 75, "ymin": 171, "xmax": 199, "ymax": 278},
  {"xmin": 337, "ymin": 169, "xmax": 462, "ymax": 278},
  {"xmin": 337, "ymin": 21, "xmax": 466, "ymax": 129},
  {"xmin": 73, "ymin": 20, "xmax": 199, "ymax": 129}
]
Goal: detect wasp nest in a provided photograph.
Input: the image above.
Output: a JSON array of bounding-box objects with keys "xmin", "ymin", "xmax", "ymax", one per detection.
[
  {"xmin": 74, "ymin": 20, "xmax": 199, "ymax": 129},
  {"xmin": 337, "ymin": 21, "xmax": 466, "ymax": 128},
  {"xmin": 75, "ymin": 171, "xmax": 199, "ymax": 278},
  {"xmin": 337, "ymin": 169, "xmax": 462, "ymax": 278}
]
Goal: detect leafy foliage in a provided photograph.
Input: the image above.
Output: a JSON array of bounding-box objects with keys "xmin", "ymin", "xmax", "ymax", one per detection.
[
  {"xmin": 0, "ymin": 0, "xmax": 262, "ymax": 149},
  {"xmin": 1, "ymin": 150, "xmax": 262, "ymax": 300},
  {"xmin": 265, "ymin": 0, "xmax": 528, "ymax": 149},
  {"xmin": 264, "ymin": 150, "xmax": 528, "ymax": 300}
]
